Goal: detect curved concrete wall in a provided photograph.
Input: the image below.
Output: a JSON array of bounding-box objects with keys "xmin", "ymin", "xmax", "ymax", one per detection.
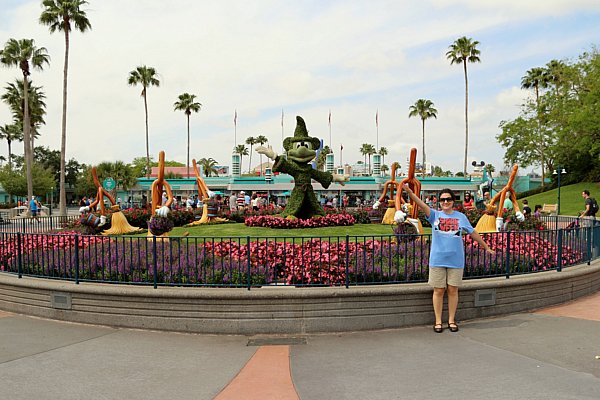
[{"xmin": 1, "ymin": 261, "xmax": 599, "ymax": 335}]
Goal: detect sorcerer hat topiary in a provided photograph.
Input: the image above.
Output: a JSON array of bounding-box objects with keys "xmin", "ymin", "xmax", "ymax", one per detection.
[{"xmin": 283, "ymin": 116, "xmax": 322, "ymax": 151}]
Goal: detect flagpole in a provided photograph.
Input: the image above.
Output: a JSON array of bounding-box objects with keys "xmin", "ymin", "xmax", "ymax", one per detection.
[
  {"xmin": 234, "ymin": 110, "xmax": 237, "ymax": 152},
  {"xmin": 328, "ymin": 109, "xmax": 332, "ymax": 149},
  {"xmin": 376, "ymin": 110, "xmax": 379, "ymax": 151},
  {"xmin": 340, "ymin": 144, "xmax": 343, "ymax": 166},
  {"xmin": 281, "ymin": 109, "xmax": 284, "ymax": 154}
]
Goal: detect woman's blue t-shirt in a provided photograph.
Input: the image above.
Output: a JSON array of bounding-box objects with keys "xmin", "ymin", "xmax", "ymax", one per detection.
[{"xmin": 427, "ymin": 208, "xmax": 474, "ymax": 269}]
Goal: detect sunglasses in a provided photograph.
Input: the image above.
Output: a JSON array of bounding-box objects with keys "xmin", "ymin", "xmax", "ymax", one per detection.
[{"xmin": 439, "ymin": 198, "xmax": 454, "ymax": 203}]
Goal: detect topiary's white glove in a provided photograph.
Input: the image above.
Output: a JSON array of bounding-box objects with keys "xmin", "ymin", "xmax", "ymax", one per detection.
[
  {"xmin": 515, "ymin": 211, "xmax": 524, "ymax": 222},
  {"xmin": 401, "ymin": 203, "xmax": 410, "ymax": 213},
  {"xmin": 79, "ymin": 206, "xmax": 89, "ymax": 213},
  {"xmin": 372, "ymin": 201, "xmax": 380, "ymax": 210},
  {"xmin": 332, "ymin": 174, "xmax": 350, "ymax": 186},
  {"xmin": 207, "ymin": 191, "xmax": 215, "ymax": 198},
  {"xmin": 394, "ymin": 210, "xmax": 406, "ymax": 223},
  {"xmin": 255, "ymin": 145, "xmax": 277, "ymax": 160},
  {"xmin": 99, "ymin": 215, "xmax": 107, "ymax": 226},
  {"xmin": 496, "ymin": 217, "xmax": 504, "ymax": 231},
  {"xmin": 156, "ymin": 206, "xmax": 170, "ymax": 217}
]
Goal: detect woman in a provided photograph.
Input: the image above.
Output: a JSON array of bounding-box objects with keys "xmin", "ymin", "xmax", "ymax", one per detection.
[
  {"xmin": 462, "ymin": 192, "xmax": 474, "ymax": 209},
  {"xmin": 403, "ymin": 185, "xmax": 495, "ymax": 333}
]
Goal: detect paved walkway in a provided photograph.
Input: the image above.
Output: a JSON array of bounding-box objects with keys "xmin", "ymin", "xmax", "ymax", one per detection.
[{"xmin": 1, "ymin": 293, "xmax": 599, "ymax": 400}]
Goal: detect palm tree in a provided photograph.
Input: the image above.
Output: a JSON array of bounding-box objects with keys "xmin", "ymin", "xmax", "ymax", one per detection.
[
  {"xmin": 366, "ymin": 144, "xmax": 376, "ymax": 175},
  {"xmin": 359, "ymin": 144, "xmax": 370, "ymax": 174},
  {"xmin": 235, "ymin": 144, "xmax": 248, "ymax": 173},
  {"xmin": 0, "ymin": 38, "xmax": 50, "ymax": 199},
  {"xmin": 2, "ymin": 80, "xmax": 47, "ymax": 149},
  {"xmin": 245, "ymin": 136, "xmax": 257, "ymax": 173},
  {"xmin": 408, "ymin": 99, "xmax": 438, "ymax": 172},
  {"xmin": 255, "ymin": 135, "xmax": 268, "ymax": 175},
  {"xmin": 40, "ymin": 0, "xmax": 91, "ymax": 216},
  {"xmin": 446, "ymin": 36, "xmax": 481, "ymax": 176},
  {"xmin": 545, "ymin": 59, "xmax": 567, "ymax": 95},
  {"xmin": 128, "ymin": 65, "xmax": 160, "ymax": 178},
  {"xmin": 173, "ymin": 93, "xmax": 202, "ymax": 178},
  {"xmin": 521, "ymin": 67, "xmax": 550, "ymax": 188},
  {"xmin": 380, "ymin": 164, "xmax": 389, "ymax": 176},
  {"xmin": 521, "ymin": 67, "xmax": 548, "ymax": 104},
  {"xmin": 378, "ymin": 146, "xmax": 388, "ymax": 167},
  {"xmin": 0, "ymin": 123, "xmax": 23, "ymax": 169},
  {"xmin": 198, "ymin": 157, "xmax": 218, "ymax": 177}
]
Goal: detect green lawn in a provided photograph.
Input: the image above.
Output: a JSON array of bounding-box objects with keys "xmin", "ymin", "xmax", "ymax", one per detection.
[
  {"xmin": 170, "ymin": 223, "xmax": 400, "ymax": 238},
  {"xmin": 519, "ymin": 181, "xmax": 600, "ymax": 216}
]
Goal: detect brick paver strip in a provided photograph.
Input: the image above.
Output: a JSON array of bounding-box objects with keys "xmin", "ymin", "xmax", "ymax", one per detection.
[
  {"xmin": 536, "ymin": 292, "xmax": 600, "ymax": 322},
  {"xmin": 0, "ymin": 311, "xmax": 12, "ymax": 318},
  {"xmin": 214, "ymin": 345, "xmax": 299, "ymax": 400}
]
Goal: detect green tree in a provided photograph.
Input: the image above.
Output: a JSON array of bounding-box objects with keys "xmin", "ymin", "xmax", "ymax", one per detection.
[
  {"xmin": 446, "ymin": 36, "xmax": 481, "ymax": 176},
  {"xmin": 235, "ymin": 144, "xmax": 248, "ymax": 173},
  {"xmin": 0, "ymin": 163, "xmax": 55, "ymax": 198},
  {"xmin": 173, "ymin": 92, "xmax": 201, "ymax": 178},
  {"xmin": 40, "ymin": 0, "xmax": 91, "ymax": 216},
  {"xmin": 0, "ymin": 38, "xmax": 50, "ymax": 200},
  {"xmin": 95, "ymin": 161, "xmax": 136, "ymax": 199},
  {"xmin": 198, "ymin": 157, "xmax": 218, "ymax": 177},
  {"xmin": 380, "ymin": 163, "xmax": 389, "ymax": 176},
  {"xmin": 378, "ymin": 146, "xmax": 388, "ymax": 167},
  {"xmin": 0, "ymin": 123, "xmax": 22, "ymax": 169},
  {"xmin": 2, "ymin": 80, "xmax": 47, "ymax": 140},
  {"xmin": 408, "ymin": 99, "xmax": 438, "ymax": 171},
  {"xmin": 128, "ymin": 65, "xmax": 160, "ymax": 178},
  {"xmin": 316, "ymin": 145, "xmax": 331, "ymax": 171},
  {"xmin": 245, "ymin": 136, "xmax": 257, "ymax": 173},
  {"xmin": 255, "ymin": 135, "xmax": 268, "ymax": 175}
]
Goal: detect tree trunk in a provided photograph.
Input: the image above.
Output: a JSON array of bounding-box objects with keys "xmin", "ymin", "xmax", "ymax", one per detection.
[
  {"xmin": 186, "ymin": 113, "xmax": 190, "ymax": 178},
  {"xmin": 59, "ymin": 28, "xmax": 70, "ymax": 216},
  {"xmin": 422, "ymin": 119, "xmax": 426, "ymax": 174},
  {"xmin": 23, "ymin": 75, "xmax": 33, "ymax": 199},
  {"xmin": 463, "ymin": 60, "xmax": 469, "ymax": 177},
  {"xmin": 144, "ymin": 89, "xmax": 150, "ymax": 178},
  {"xmin": 7, "ymin": 140, "xmax": 12, "ymax": 169}
]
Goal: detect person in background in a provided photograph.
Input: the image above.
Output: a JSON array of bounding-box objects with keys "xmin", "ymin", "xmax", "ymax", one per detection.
[
  {"xmin": 403, "ymin": 185, "xmax": 495, "ymax": 334},
  {"xmin": 462, "ymin": 192, "xmax": 474, "ymax": 209},
  {"xmin": 503, "ymin": 197, "xmax": 513, "ymax": 212},
  {"xmin": 29, "ymin": 195, "xmax": 40, "ymax": 223},
  {"xmin": 534, "ymin": 204, "xmax": 543, "ymax": 219},
  {"xmin": 522, "ymin": 199, "xmax": 532, "ymax": 217},
  {"xmin": 244, "ymin": 192, "xmax": 251, "ymax": 207},
  {"xmin": 229, "ymin": 192, "xmax": 237, "ymax": 212},
  {"xmin": 237, "ymin": 191, "xmax": 246, "ymax": 210},
  {"xmin": 251, "ymin": 194, "xmax": 259, "ymax": 211},
  {"xmin": 580, "ymin": 190, "xmax": 597, "ymax": 227}
]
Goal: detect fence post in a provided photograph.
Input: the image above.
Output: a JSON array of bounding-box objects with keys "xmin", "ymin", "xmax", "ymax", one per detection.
[
  {"xmin": 504, "ymin": 231, "xmax": 511, "ymax": 279},
  {"xmin": 345, "ymin": 235, "xmax": 350, "ymax": 289},
  {"xmin": 74, "ymin": 234, "xmax": 80, "ymax": 284},
  {"xmin": 17, "ymin": 233, "xmax": 22, "ymax": 278},
  {"xmin": 152, "ymin": 235, "xmax": 158, "ymax": 289},
  {"xmin": 246, "ymin": 236, "xmax": 251, "ymax": 291},
  {"xmin": 557, "ymin": 229, "xmax": 563, "ymax": 272}
]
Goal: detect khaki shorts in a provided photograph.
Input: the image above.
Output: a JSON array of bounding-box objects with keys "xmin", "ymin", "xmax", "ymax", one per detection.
[{"xmin": 428, "ymin": 267, "xmax": 464, "ymax": 288}]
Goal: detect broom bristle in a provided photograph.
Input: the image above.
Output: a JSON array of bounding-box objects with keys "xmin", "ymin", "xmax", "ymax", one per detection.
[
  {"xmin": 101, "ymin": 211, "xmax": 144, "ymax": 235},
  {"xmin": 475, "ymin": 214, "xmax": 497, "ymax": 233}
]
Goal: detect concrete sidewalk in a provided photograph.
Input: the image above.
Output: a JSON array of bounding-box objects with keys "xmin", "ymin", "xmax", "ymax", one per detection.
[{"xmin": 1, "ymin": 293, "xmax": 599, "ymax": 400}]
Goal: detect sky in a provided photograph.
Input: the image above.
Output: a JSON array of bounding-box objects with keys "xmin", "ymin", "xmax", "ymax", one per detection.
[{"xmin": 0, "ymin": 0, "xmax": 599, "ymax": 175}]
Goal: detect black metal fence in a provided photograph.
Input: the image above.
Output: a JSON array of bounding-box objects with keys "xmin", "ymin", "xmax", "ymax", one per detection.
[
  {"xmin": 0, "ymin": 215, "xmax": 78, "ymax": 234},
  {"xmin": 1, "ymin": 216, "xmax": 598, "ymax": 288}
]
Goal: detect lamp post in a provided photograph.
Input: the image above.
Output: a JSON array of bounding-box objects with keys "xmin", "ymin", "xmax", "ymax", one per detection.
[{"xmin": 553, "ymin": 166, "xmax": 567, "ymax": 215}]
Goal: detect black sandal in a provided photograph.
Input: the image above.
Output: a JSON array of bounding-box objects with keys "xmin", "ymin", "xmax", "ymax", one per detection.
[
  {"xmin": 447, "ymin": 322, "xmax": 459, "ymax": 332},
  {"xmin": 433, "ymin": 324, "xmax": 444, "ymax": 333}
]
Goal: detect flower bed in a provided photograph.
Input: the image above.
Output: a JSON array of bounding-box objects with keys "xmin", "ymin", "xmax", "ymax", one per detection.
[{"xmin": 244, "ymin": 213, "xmax": 355, "ymax": 228}]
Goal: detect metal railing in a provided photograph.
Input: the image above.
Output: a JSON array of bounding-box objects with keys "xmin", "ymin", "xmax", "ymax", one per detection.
[
  {"xmin": 0, "ymin": 215, "xmax": 78, "ymax": 234},
  {"xmin": 1, "ymin": 216, "xmax": 598, "ymax": 288}
]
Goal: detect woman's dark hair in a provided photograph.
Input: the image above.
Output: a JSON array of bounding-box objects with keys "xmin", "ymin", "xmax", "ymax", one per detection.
[
  {"xmin": 439, "ymin": 188, "xmax": 455, "ymax": 201},
  {"xmin": 535, "ymin": 204, "xmax": 542, "ymax": 211}
]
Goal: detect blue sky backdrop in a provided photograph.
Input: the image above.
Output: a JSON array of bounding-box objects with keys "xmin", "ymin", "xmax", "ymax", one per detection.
[{"xmin": 0, "ymin": 0, "xmax": 599, "ymax": 174}]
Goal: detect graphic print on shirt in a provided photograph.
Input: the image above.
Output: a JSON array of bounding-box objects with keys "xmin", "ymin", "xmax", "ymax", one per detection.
[{"xmin": 434, "ymin": 217, "xmax": 461, "ymax": 236}]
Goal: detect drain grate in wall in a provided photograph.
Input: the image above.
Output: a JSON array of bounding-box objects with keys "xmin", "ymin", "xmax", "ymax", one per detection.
[
  {"xmin": 247, "ymin": 336, "xmax": 307, "ymax": 346},
  {"xmin": 51, "ymin": 292, "xmax": 72, "ymax": 310}
]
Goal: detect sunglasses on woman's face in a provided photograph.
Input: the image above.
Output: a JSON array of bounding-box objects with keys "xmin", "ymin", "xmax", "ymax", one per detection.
[{"xmin": 439, "ymin": 197, "xmax": 453, "ymax": 203}]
